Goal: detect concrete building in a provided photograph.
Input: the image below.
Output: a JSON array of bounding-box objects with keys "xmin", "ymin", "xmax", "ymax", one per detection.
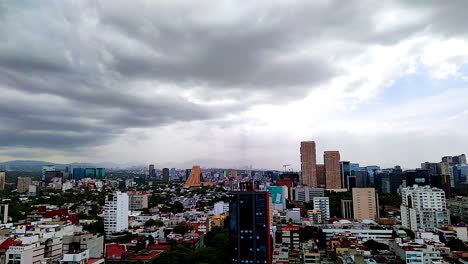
[
  {"xmin": 324, "ymin": 151, "xmax": 341, "ymax": 189},
  {"xmin": 400, "ymin": 185, "xmax": 449, "ymax": 231},
  {"xmin": 104, "ymin": 192, "xmax": 129, "ymax": 235},
  {"xmin": 213, "ymin": 201, "xmax": 229, "ymax": 216},
  {"xmin": 127, "ymin": 191, "xmax": 149, "ymax": 210},
  {"xmin": 281, "ymin": 224, "xmax": 301, "ymax": 249},
  {"xmin": 62, "ymin": 233, "xmax": 104, "ymax": 258},
  {"xmin": 389, "ymin": 240, "xmax": 443, "ymax": 264},
  {"xmin": 0, "ymin": 204, "xmax": 8, "ymax": 224},
  {"xmin": 292, "ymin": 186, "xmax": 325, "ymax": 203},
  {"xmin": 301, "ymin": 141, "xmax": 317, "ymax": 187},
  {"xmin": 6, "ymin": 243, "xmax": 45, "ymax": 264},
  {"xmin": 0, "ymin": 171, "xmax": 5, "ymax": 191},
  {"xmin": 341, "ymin": 200, "xmax": 354, "ymax": 219},
  {"xmin": 316, "ymin": 164, "xmax": 326, "ymax": 188},
  {"xmin": 17, "ymin": 177, "xmax": 32, "ymax": 193},
  {"xmin": 352, "ymin": 188, "xmax": 379, "ymax": 221},
  {"xmin": 447, "ymin": 196, "xmax": 468, "ymax": 222},
  {"xmin": 313, "ymin": 197, "xmax": 330, "ymax": 223}
]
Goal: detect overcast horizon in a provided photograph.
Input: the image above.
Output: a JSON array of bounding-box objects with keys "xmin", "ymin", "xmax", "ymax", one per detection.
[{"xmin": 1, "ymin": 1, "xmax": 468, "ymax": 171}]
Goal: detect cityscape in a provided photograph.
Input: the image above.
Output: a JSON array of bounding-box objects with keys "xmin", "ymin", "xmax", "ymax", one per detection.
[
  {"xmin": 0, "ymin": 142, "xmax": 467, "ymax": 264},
  {"xmin": 2, "ymin": 1, "xmax": 468, "ymax": 264}
]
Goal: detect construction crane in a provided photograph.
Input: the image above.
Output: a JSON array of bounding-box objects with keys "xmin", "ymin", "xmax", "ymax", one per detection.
[{"xmin": 282, "ymin": 164, "xmax": 291, "ymax": 172}]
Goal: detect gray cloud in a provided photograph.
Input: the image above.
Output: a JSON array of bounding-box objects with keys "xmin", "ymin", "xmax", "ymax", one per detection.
[{"xmin": 0, "ymin": 0, "xmax": 467, "ymax": 153}]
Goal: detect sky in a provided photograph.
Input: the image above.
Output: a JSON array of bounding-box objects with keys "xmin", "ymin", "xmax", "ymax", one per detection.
[{"xmin": 1, "ymin": 0, "xmax": 468, "ymax": 170}]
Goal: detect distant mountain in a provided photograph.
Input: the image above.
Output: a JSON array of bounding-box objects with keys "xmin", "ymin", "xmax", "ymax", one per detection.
[{"xmin": 0, "ymin": 160, "xmax": 121, "ymax": 171}]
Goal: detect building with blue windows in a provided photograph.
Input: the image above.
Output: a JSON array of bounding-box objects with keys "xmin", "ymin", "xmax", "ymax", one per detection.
[
  {"xmin": 72, "ymin": 168, "xmax": 85, "ymax": 181},
  {"xmin": 229, "ymin": 191, "xmax": 271, "ymax": 264}
]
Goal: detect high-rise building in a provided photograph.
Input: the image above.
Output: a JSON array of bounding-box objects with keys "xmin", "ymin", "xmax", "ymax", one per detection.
[
  {"xmin": 104, "ymin": 192, "xmax": 129, "ymax": 235},
  {"xmin": 127, "ymin": 191, "xmax": 149, "ymax": 210},
  {"xmin": 17, "ymin": 177, "xmax": 32, "ymax": 193},
  {"xmin": 301, "ymin": 141, "xmax": 317, "ymax": 187},
  {"xmin": 421, "ymin": 162, "xmax": 439, "ymax": 175},
  {"xmin": 162, "ymin": 168, "xmax": 170, "ymax": 182},
  {"xmin": 341, "ymin": 200, "xmax": 353, "ymax": 219},
  {"xmin": 170, "ymin": 168, "xmax": 176, "ymax": 180},
  {"xmin": 183, "ymin": 165, "xmax": 201, "ymax": 188},
  {"xmin": 430, "ymin": 175, "xmax": 451, "ymax": 199},
  {"xmin": 0, "ymin": 204, "xmax": 8, "ymax": 223},
  {"xmin": 229, "ymin": 191, "xmax": 271, "ymax": 264},
  {"xmin": 340, "ymin": 161, "xmax": 351, "ymax": 190},
  {"xmin": 42, "ymin": 165, "xmax": 56, "ymax": 181},
  {"xmin": 96, "ymin": 168, "xmax": 106, "ymax": 179},
  {"xmin": 352, "ymin": 188, "xmax": 379, "ymax": 221},
  {"xmin": 84, "ymin": 168, "xmax": 96, "ymax": 179},
  {"xmin": 312, "ymin": 197, "xmax": 330, "ymax": 223},
  {"xmin": 316, "ymin": 164, "xmax": 326, "ymax": 188},
  {"xmin": 44, "ymin": 171, "xmax": 63, "ymax": 184},
  {"xmin": 400, "ymin": 185, "xmax": 449, "ymax": 231},
  {"xmin": 403, "ymin": 169, "xmax": 430, "ymax": 187},
  {"xmin": 324, "ymin": 151, "xmax": 341, "ymax": 189},
  {"xmin": 0, "ymin": 171, "xmax": 5, "ymax": 191},
  {"xmin": 72, "ymin": 168, "xmax": 85, "ymax": 181},
  {"xmin": 437, "ymin": 162, "xmax": 450, "ymax": 175},
  {"xmin": 149, "ymin": 164, "xmax": 156, "ymax": 179}
]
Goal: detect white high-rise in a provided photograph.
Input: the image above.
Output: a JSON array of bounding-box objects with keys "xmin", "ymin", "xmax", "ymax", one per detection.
[
  {"xmin": 400, "ymin": 185, "xmax": 449, "ymax": 231},
  {"xmin": 104, "ymin": 192, "xmax": 129, "ymax": 234},
  {"xmin": 313, "ymin": 197, "xmax": 330, "ymax": 223}
]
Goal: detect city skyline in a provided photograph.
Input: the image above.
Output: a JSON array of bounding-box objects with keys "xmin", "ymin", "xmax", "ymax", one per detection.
[{"xmin": 1, "ymin": 1, "xmax": 468, "ymax": 169}]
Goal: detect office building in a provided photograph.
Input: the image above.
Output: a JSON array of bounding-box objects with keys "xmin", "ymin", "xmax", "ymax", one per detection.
[
  {"xmin": 438, "ymin": 162, "xmax": 451, "ymax": 176},
  {"xmin": 324, "ymin": 151, "xmax": 341, "ymax": 189},
  {"xmin": 403, "ymin": 169, "xmax": 430, "ymax": 187},
  {"xmin": 0, "ymin": 171, "xmax": 5, "ymax": 191},
  {"xmin": 301, "ymin": 141, "xmax": 317, "ymax": 187},
  {"xmin": 42, "ymin": 165, "xmax": 56, "ymax": 181},
  {"xmin": 340, "ymin": 161, "xmax": 351, "ymax": 190},
  {"xmin": 183, "ymin": 165, "xmax": 201, "ymax": 188},
  {"xmin": 352, "ymin": 188, "xmax": 378, "ymax": 221},
  {"xmin": 421, "ymin": 162, "xmax": 439, "ymax": 175},
  {"xmin": 96, "ymin": 168, "xmax": 106, "ymax": 179},
  {"xmin": 312, "ymin": 197, "xmax": 330, "ymax": 223},
  {"xmin": 149, "ymin": 164, "xmax": 156, "ymax": 179},
  {"xmin": 400, "ymin": 185, "xmax": 449, "ymax": 231},
  {"xmin": 316, "ymin": 164, "xmax": 326, "ymax": 188},
  {"xmin": 44, "ymin": 170, "xmax": 63, "ymax": 185},
  {"xmin": 170, "ymin": 168, "xmax": 176, "ymax": 180},
  {"xmin": 292, "ymin": 187, "xmax": 325, "ymax": 203},
  {"xmin": 363, "ymin": 166, "xmax": 380, "ymax": 187},
  {"xmin": 127, "ymin": 191, "xmax": 149, "ymax": 210},
  {"xmin": 104, "ymin": 192, "xmax": 129, "ymax": 234},
  {"xmin": 0, "ymin": 204, "xmax": 8, "ymax": 223},
  {"xmin": 17, "ymin": 177, "xmax": 32, "ymax": 193},
  {"xmin": 72, "ymin": 168, "xmax": 85, "ymax": 181},
  {"xmin": 162, "ymin": 168, "xmax": 170, "ymax": 182},
  {"xmin": 229, "ymin": 191, "xmax": 271, "ymax": 264},
  {"xmin": 341, "ymin": 200, "xmax": 354, "ymax": 219}
]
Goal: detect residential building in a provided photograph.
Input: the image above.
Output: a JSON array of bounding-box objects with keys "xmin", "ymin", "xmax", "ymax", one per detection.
[
  {"xmin": 301, "ymin": 141, "xmax": 317, "ymax": 187},
  {"xmin": 352, "ymin": 188, "xmax": 378, "ymax": 221},
  {"xmin": 0, "ymin": 204, "xmax": 8, "ymax": 224},
  {"xmin": 17, "ymin": 177, "xmax": 32, "ymax": 193},
  {"xmin": 281, "ymin": 224, "xmax": 301, "ymax": 249},
  {"xmin": 400, "ymin": 185, "xmax": 449, "ymax": 231},
  {"xmin": 324, "ymin": 151, "xmax": 341, "ymax": 189},
  {"xmin": 62, "ymin": 233, "xmax": 104, "ymax": 258},
  {"xmin": 229, "ymin": 191, "xmax": 271, "ymax": 264},
  {"xmin": 313, "ymin": 197, "xmax": 330, "ymax": 223},
  {"xmin": 447, "ymin": 196, "xmax": 468, "ymax": 222},
  {"xmin": 214, "ymin": 201, "xmax": 229, "ymax": 216},
  {"xmin": 6, "ymin": 243, "xmax": 45, "ymax": 264},
  {"xmin": 104, "ymin": 192, "xmax": 129, "ymax": 235},
  {"xmin": 127, "ymin": 191, "xmax": 149, "ymax": 210}
]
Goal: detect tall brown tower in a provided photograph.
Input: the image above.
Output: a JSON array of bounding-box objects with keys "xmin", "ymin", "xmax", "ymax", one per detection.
[
  {"xmin": 300, "ymin": 141, "xmax": 317, "ymax": 187},
  {"xmin": 324, "ymin": 151, "xmax": 341, "ymax": 189},
  {"xmin": 316, "ymin": 164, "xmax": 326, "ymax": 188},
  {"xmin": 183, "ymin": 165, "xmax": 201, "ymax": 188}
]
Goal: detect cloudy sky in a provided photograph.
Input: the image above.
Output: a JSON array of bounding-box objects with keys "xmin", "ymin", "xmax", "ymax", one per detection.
[{"xmin": 1, "ymin": 0, "xmax": 468, "ymax": 170}]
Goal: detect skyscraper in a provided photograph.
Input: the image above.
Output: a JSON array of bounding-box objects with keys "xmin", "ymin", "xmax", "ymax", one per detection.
[
  {"xmin": 96, "ymin": 168, "xmax": 106, "ymax": 179},
  {"xmin": 104, "ymin": 192, "xmax": 129, "ymax": 235},
  {"xmin": 162, "ymin": 168, "xmax": 170, "ymax": 182},
  {"xmin": 72, "ymin": 168, "xmax": 85, "ymax": 181},
  {"xmin": 316, "ymin": 164, "xmax": 326, "ymax": 188},
  {"xmin": 42, "ymin": 165, "xmax": 56, "ymax": 181},
  {"xmin": 324, "ymin": 151, "xmax": 341, "ymax": 189},
  {"xmin": 340, "ymin": 161, "xmax": 351, "ymax": 190},
  {"xmin": 183, "ymin": 165, "xmax": 201, "ymax": 188},
  {"xmin": 300, "ymin": 141, "xmax": 317, "ymax": 187},
  {"xmin": 352, "ymin": 188, "xmax": 379, "ymax": 221},
  {"xmin": 149, "ymin": 164, "xmax": 156, "ymax": 179},
  {"xmin": 0, "ymin": 171, "xmax": 5, "ymax": 191},
  {"xmin": 229, "ymin": 191, "xmax": 271, "ymax": 264}
]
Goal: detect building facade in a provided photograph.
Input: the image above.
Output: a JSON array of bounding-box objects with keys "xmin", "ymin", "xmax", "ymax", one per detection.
[
  {"xmin": 400, "ymin": 185, "xmax": 449, "ymax": 231},
  {"xmin": 352, "ymin": 188, "xmax": 378, "ymax": 221},
  {"xmin": 312, "ymin": 197, "xmax": 330, "ymax": 223},
  {"xmin": 324, "ymin": 151, "xmax": 341, "ymax": 189},
  {"xmin": 104, "ymin": 192, "xmax": 129, "ymax": 234},
  {"xmin": 301, "ymin": 141, "xmax": 317, "ymax": 187}
]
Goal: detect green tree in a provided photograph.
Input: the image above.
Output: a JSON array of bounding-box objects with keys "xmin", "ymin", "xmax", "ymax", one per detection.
[
  {"xmin": 173, "ymin": 222, "xmax": 192, "ymax": 236},
  {"xmin": 171, "ymin": 201, "xmax": 184, "ymax": 214},
  {"xmin": 447, "ymin": 238, "xmax": 467, "ymax": 251},
  {"xmin": 364, "ymin": 240, "xmax": 389, "ymax": 251}
]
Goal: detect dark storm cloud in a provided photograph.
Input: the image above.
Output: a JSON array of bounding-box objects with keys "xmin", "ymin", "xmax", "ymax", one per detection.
[{"xmin": 0, "ymin": 0, "xmax": 467, "ymax": 152}]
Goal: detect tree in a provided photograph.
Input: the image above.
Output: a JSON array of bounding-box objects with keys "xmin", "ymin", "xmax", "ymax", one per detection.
[
  {"xmin": 135, "ymin": 238, "xmax": 146, "ymax": 251},
  {"xmin": 173, "ymin": 222, "xmax": 192, "ymax": 236},
  {"xmin": 364, "ymin": 240, "xmax": 389, "ymax": 251},
  {"xmin": 148, "ymin": 235, "xmax": 155, "ymax": 245},
  {"xmin": 171, "ymin": 201, "xmax": 184, "ymax": 214},
  {"xmin": 144, "ymin": 219, "xmax": 163, "ymax": 227},
  {"xmin": 447, "ymin": 238, "xmax": 467, "ymax": 251}
]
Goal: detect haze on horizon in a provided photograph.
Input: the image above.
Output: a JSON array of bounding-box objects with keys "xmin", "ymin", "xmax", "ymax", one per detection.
[{"xmin": 1, "ymin": 1, "xmax": 468, "ymax": 170}]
